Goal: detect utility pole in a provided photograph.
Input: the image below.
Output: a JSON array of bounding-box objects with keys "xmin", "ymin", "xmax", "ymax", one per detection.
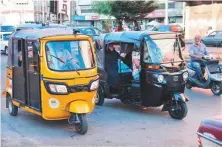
[
  {"xmin": 165, "ymin": 0, "xmax": 168, "ymax": 25},
  {"xmin": 42, "ymin": 1, "xmax": 45, "ymax": 23}
]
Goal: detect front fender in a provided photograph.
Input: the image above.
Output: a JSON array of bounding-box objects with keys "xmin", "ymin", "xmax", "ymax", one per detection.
[
  {"xmin": 173, "ymin": 93, "xmax": 189, "ymax": 102},
  {"xmin": 69, "ymin": 101, "xmax": 90, "ymax": 114}
]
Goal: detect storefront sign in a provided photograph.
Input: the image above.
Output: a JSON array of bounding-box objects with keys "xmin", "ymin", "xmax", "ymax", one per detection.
[
  {"xmin": 72, "ymin": 15, "xmax": 85, "ymax": 20},
  {"xmin": 91, "ymin": 16, "xmax": 99, "ymax": 20},
  {"xmin": 58, "ymin": 0, "xmax": 70, "ymax": 21}
]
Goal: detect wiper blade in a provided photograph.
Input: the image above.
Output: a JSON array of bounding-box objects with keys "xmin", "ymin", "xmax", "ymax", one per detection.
[{"xmin": 50, "ymin": 54, "xmax": 65, "ymax": 63}]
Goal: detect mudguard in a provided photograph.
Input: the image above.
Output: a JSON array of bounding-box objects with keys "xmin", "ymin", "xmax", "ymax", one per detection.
[
  {"xmin": 173, "ymin": 93, "xmax": 189, "ymax": 102},
  {"xmin": 69, "ymin": 101, "xmax": 90, "ymax": 114}
]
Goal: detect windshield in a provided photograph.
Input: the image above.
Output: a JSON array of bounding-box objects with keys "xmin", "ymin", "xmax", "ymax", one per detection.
[
  {"xmin": 144, "ymin": 38, "xmax": 182, "ymax": 64},
  {"xmin": 46, "ymin": 40, "xmax": 95, "ymax": 71},
  {"xmin": 0, "ymin": 26, "xmax": 15, "ymax": 32},
  {"xmin": 2, "ymin": 34, "xmax": 11, "ymax": 40}
]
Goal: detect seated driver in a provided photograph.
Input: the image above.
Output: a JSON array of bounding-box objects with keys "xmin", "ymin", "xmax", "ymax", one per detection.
[
  {"xmin": 56, "ymin": 46, "xmax": 79, "ymax": 69},
  {"xmin": 132, "ymin": 49, "xmax": 140, "ymax": 80},
  {"xmin": 189, "ymin": 35, "xmax": 209, "ymax": 80}
]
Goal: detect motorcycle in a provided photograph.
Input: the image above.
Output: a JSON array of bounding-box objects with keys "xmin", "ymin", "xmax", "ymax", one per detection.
[{"xmin": 186, "ymin": 55, "xmax": 222, "ymax": 96}]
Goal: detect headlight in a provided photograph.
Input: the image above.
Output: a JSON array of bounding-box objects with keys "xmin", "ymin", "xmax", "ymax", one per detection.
[
  {"xmin": 90, "ymin": 79, "xmax": 99, "ymax": 91},
  {"xmin": 183, "ymin": 72, "xmax": 189, "ymax": 80},
  {"xmin": 157, "ymin": 75, "xmax": 164, "ymax": 83},
  {"xmin": 48, "ymin": 84, "xmax": 68, "ymax": 94}
]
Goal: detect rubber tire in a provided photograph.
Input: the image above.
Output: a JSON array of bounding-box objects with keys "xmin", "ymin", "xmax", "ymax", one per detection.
[
  {"xmin": 211, "ymin": 83, "xmax": 222, "ymax": 96},
  {"xmin": 74, "ymin": 114, "xmax": 88, "ymax": 135},
  {"xmin": 8, "ymin": 98, "xmax": 18, "ymax": 116},
  {"xmin": 168, "ymin": 101, "xmax": 188, "ymax": 120},
  {"xmin": 96, "ymin": 85, "xmax": 105, "ymax": 106},
  {"xmin": 5, "ymin": 46, "xmax": 8, "ymax": 55},
  {"xmin": 185, "ymin": 80, "xmax": 192, "ymax": 89}
]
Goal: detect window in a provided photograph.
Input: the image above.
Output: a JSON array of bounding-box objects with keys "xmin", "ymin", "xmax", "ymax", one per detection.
[
  {"xmin": 81, "ymin": 9, "xmax": 93, "ymax": 13},
  {"xmin": 27, "ymin": 41, "xmax": 40, "ymax": 72},
  {"xmin": 144, "ymin": 38, "xmax": 182, "ymax": 64},
  {"xmin": 209, "ymin": 31, "xmax": 217, "ymax": 36},
  {"xmin": 46, "ymin": 40, "xmax": 95, "ymax": 71},
  {"xmin": 0, "ymin": 26, "xmax": 15, "ymax": 32},
  {"xmin": 18, "ymin": 40, "xmax": 23, "ymax": 67},
  {"xmin": 2, "ymin": 34, "xmax": 11, "ymax": 40}
]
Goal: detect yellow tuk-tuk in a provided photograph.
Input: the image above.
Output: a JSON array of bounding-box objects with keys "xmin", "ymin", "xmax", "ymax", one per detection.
[{"xmin": 4, "ymin": 28, "xmax": 99, "ymax": 135}]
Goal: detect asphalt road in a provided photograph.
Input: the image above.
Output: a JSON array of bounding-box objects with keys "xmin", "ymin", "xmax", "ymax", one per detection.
[{"xmin": 1, "ymin": 50, "xmax": 222, "ymax": 147}]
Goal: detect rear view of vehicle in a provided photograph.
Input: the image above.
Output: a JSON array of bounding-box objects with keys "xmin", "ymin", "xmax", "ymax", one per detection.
[{"xmin": 197, "ymin": 115, "xmax": 222, "ymax": 147}]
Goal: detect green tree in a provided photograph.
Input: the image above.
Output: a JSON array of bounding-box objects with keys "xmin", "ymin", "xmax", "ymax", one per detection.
[{"xmin": 93, "ymin": 0, "xmax": 158, "ymax": 31}]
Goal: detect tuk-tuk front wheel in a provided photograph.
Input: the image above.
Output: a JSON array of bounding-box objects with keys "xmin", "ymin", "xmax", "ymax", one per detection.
[
  {"xmin": 168, "ymin": 101, "xmax": 188, "ymax": 120},
  {"xmin": 74, "ymin": 114, "xmax": 88, "ymax": 135},
  {"xmin": 7, "ymin": 97, "xmax": 18, "ymax": 116},
  {"xmin": 211, "ymin": 82, "xmax": 222, "ymax": 96},
  {"xmin": 96, "ymin": 85, "xmax": 105, "ymax": 106}
]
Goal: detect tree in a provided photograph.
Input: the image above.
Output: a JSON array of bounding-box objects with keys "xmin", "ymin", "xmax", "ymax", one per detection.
[{"xmin": 93, "ymin": 0, "xmax": 158, "ymax": 31}]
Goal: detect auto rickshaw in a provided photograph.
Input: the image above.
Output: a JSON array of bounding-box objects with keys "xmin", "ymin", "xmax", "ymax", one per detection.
[
  {"xmin": 3, "ymin": 28, "xmax": 99, "ymax": 135},
  {"xmin": 95, "ymin": 31, "xmax": 189, "ymax": 120}
]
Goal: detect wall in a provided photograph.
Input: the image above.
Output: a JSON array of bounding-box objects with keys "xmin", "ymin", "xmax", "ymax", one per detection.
[{"xmin": 185, "ymin": 3, "xmax": 222, "ymax": 39}]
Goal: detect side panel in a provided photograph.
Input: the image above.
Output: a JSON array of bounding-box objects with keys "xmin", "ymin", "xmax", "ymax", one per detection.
[{"xmin": 12, "ymin": 66, "xmax": 26, "ymax": 104}]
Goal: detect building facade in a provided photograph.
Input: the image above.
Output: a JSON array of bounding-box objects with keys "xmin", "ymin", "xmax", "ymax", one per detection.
[
  {"xmin": 33, "ymin": 0, "xmax": 49, "ymax": 23},
  {"xmin": 0, "ymin": 0, "xmax": 34, "ymax": 25},
  {"xmin": 184, "ymin": 1, "xmax": 222, "ymax": 39}
]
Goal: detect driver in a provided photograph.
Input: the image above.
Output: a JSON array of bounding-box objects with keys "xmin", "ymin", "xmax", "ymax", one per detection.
[
  {"xmin": 189, "ymin": 35, "xmax": 209, "ymax": 80},
  {"xmin": 132, "ymin": 49, "xmax": 140, "ymax": 81}
]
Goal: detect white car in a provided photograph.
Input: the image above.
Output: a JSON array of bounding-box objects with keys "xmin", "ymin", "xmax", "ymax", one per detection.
[{"xmin": 0, "ymin": 32, "xmax": 12, "ymax": 55}]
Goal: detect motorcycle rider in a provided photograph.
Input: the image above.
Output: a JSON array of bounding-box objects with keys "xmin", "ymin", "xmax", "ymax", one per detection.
[{"xmin": 189, "ymin": 35, "xmax": 209, "ymax": 80}]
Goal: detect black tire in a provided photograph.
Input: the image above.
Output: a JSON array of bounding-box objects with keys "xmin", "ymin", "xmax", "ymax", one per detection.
[
  {"xmin": 8, "ymin": 97, "xmax": 18, "ymax": 116},
  {"xmin": 211, "ymin": 82, "xmax": 222, "ymax": 96},
  {"xmin": 185, "ymin": 80, "xmax": 192, "ymax": 89},
  {"xmin": 5, "ymin": 46, "xmax": 8, "ymax": 55},
  {"xmin": 74, "ymin": 114, "xmax": 88, "ymax": 135},
  {"xmin": 96, "ymin": 85, "xmax": 104, "ymax": 106},
  {"xmin": 168, "ymin": 101, "xmax": 188, "ymax": 120}
]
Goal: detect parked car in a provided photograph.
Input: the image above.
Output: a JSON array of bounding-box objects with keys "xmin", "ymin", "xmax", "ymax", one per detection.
[
  {"xmin": 0, "ymin": 32, "xmax": 12, "ymax": 54},
  {"xmin": 197, "ymin": 115, "xmax": 222, "ymax": 147},
  {"xmin": 0, "ymin": 25, "xmax": 16, "ymax": 32},
  {"xmin": 72, "ymin": 27, "xmax": 103, "ymax": 36},
  {"xmin": 151, "ymin": 24, "xmax": 184, "ymax": 33},
  {"xmin": 202, "ymin": 30, "xmax": 222, "ymax": 47}
]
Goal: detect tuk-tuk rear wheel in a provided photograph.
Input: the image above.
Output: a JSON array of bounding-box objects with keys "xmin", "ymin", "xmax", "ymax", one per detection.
[
  {"xmin": 8, "ymin": 97, "xmax": 18, "ymax": 116},
  {"xmin": 211, "ymin": 82, "xmax": 222, "ymax": 96},
  {"xmin": 74, "ymin": 114, "xmax": 88, "ymax": 135},
  {"xmin": 168, "ymin": 101, "xmax": 188, "ymax": 120},
  {"xmin": 185, "ymin": 80, "xmax": 192, "ymax": 89}
]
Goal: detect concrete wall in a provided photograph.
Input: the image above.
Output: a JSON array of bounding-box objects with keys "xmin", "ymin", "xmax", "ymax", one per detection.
[{"xmin": 185, "ymin": 3, "xmax": 222, "ymax": 39}]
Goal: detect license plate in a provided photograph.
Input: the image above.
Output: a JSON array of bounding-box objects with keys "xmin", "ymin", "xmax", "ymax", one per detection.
[{"xmin": 173, "ymin": 76, "xmax": 179, "ymax": 81}]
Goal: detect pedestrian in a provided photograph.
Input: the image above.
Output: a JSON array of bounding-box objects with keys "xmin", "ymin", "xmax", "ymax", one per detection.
[{"xmin": 206, "ymin": 26, "xmax": 213, "ymax": 36}]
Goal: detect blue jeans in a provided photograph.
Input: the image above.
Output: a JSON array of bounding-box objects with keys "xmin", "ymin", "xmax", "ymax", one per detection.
[{"xmin": 191, "ymin": 62, "xmax": 202, "ymax": 79}]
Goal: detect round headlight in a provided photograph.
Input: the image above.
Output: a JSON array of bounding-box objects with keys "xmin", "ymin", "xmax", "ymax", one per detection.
[
  {"xmin": 183, "ymin": 72, "xmax": 189, "ymax": 80},
  {"xmin": 157, "ymin": 75, "xmax": 164, "ymax": 83}
]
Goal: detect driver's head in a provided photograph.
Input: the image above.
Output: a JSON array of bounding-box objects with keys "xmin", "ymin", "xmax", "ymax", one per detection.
[
  {"xmin": 194, "ymin": 35, "xmax": 202, "ymax": 45},
  {"xmin": 109, "ymin": 44, "xmax": 115, "ymax": 51}
]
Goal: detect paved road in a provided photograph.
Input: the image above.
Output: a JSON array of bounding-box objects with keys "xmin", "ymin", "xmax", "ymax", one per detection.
[{"xmin": 1, "ymin": 52, "xmax": 221, "ymax": 147}]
